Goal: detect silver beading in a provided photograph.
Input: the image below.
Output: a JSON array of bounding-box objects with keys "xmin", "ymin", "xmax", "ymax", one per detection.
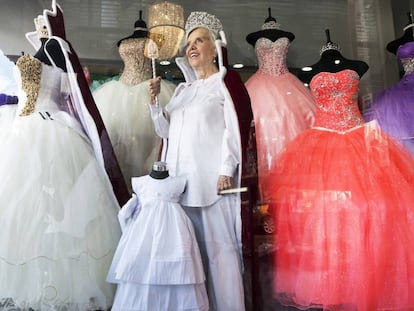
[
  {"xmin": 185, "ymin": 11, "xmax": 223, "ymax": 37},
  {"xmin": 261, "ymin": 21, "xmax": 281, "ymax": 30},
  {"xmin": 319, "ymin": 41, "xmax": 341, "ymax": 55}
]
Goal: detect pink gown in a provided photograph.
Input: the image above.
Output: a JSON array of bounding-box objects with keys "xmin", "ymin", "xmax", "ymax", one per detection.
[
  {"xmin": 245, "ymin": 37, "xmax": 315, "ymax": 202},
  {"xmin": 271, "ymin": 69, "xmax": 414, "ymax": 311}
]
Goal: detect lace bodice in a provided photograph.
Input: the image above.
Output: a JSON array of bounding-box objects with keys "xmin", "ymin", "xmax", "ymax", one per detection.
[
  {"xmin": 131, "ymin": 175, "xmax": 186, "ymax": 206},
  {"xmin": 119, "ymin": 38, "xmax": 152, "ymax": 86},
  {"xmin": 310, "ymin": 69, "xmax": 364, "ymax": 132},
  {"xmin": 256, "ymin": 37, "xmax": 289, "ymax": 76},
  {"xmin": 16, "ymin": 54, "xmax": 64, "ymax": 116}
]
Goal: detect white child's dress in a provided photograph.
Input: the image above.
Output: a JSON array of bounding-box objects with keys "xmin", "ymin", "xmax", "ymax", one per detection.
[{"xmin": 107, "ymin": 175, "xmax": 209, "ymax": 311}]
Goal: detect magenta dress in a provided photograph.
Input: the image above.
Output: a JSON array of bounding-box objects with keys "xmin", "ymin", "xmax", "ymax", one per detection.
[
  {"xmin": 363, "ymin": 41, "xmax": 414, "ymax": 155},
  {"xmin": 245, "ymin": 37, "xmax": 315, "ymax": 202}
]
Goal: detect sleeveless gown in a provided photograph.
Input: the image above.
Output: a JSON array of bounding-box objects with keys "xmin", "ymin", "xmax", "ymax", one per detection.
[
  {"xmin": 0, "ymin": 55, "xmax": 121, "ymax": 310},
  {"xmin": 93, "ymin": 39, "xmax": 176, "ymax": 193},
  {"xmin": 363, "ymin": 41, "xmax": 414, "ymax": 156},
  {"xmin": 245, "ymin": 37, "xmax": 315, "ymax": 202},
  {"xmin": 271, "ymin": 69, "xmax": 414, "ymax": 311},
  {"xmin": 107, "ymin": 175, "xmax": 208, "ymax": 311}
]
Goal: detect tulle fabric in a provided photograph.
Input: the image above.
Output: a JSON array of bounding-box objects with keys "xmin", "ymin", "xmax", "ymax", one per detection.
[
  {"xmin": 0, "ymin": 105, "xmax": 17, "ymax": 136},
  {"xmin": 0, "ymin": 114, "xmax": 121, "ymax": 310},
  {"xmin": 107, "ymin": 175, "xmax": 208, "ymax": 311},
  {"xmin": 363, "ymin": 72, "xmax": 414, "ymax": 155},
  {"xmin": 111, "ymin": 283, "xmax": 209, "ymax": 311},
  {"xmin": 246, "ymin": 71, "xmax": 315, "ymax": 201},
  {"xmin": 93, "ymin": 79, "xmax": 176, "ymax": 192},
  {"xmin": 270, "ymin": 122, "xmax": 414, "ymax": 311}
]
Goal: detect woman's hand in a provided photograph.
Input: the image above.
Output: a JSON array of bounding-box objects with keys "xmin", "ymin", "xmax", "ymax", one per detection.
[
  {"xmin": 217, "ymin": 175, "xmax": 234, "ymax": 194},
  {"xmin": 149, "ymin": 76, "xmax": 161, "ymax": 105}
]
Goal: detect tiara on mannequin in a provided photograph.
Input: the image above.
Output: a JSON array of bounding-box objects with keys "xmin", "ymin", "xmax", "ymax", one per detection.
[
  {"xmin": 319, "ymin": 41, "xmax": 341, "ymax": 55},
  {"xmin": 261, "ymin": 20, "xmax": 281, "ymax": 30},
  {"xmin": 34, "ymin": 16, "xmax": 49, "ymax": 39},
  {"xmin": 185, "ymin": 11, "xmax": 223, "ymax": 38}
]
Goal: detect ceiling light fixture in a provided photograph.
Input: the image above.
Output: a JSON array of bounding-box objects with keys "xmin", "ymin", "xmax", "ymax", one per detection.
[{"xmin": 148, "ymin": 1, "xmax": 185, "ymax": 63}]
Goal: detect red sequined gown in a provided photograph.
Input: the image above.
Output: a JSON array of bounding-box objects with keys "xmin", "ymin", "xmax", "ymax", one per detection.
[
  {"xmin": 271, "ymin": 69, "xmax": 414, "ymax": 311},
  {"xmin": 245, "ymin": 37, "xmax": 315, "ymax": 202}
]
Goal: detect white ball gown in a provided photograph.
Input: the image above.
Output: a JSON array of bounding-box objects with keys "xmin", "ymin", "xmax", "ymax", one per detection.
[
  {"xmin": 107, "ymin": 175, "xmax": 209, "ymax": 311},
  {"xmin": 93, "ymin": 38, "xmax": 176, "ymax": 193},
  {"xmin": 0, "ymin": 54, "xmax": 121, "ymax": 310}
]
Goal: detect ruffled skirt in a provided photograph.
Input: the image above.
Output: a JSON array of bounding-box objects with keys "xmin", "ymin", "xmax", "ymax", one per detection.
[
  {"xmin": 0, "ymin": 113, "xmax": 121, "ymax": 310},
  {"xmin": 270, "ymin": 122, "xmax": 414, "ymax": 311}
]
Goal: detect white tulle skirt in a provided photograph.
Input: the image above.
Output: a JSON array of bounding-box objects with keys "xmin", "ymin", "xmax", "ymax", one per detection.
[
  {"xmin": 93, "ymin": 79, "xmax": 176, "ymax": 193},
  {"xmin": 0, "ymin": 112, "xmax": 121, "ymax": 310}
]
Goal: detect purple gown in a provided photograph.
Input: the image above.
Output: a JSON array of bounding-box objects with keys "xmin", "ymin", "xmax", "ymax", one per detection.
[{"xmin": 363, "ymin": 41, "xmax": 414, "ymax": 155}]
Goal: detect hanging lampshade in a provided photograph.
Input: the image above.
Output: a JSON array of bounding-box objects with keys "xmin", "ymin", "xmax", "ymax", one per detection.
[{"xmin": 148, "ymin": 1, "xmax": 185, "ymax": 62}]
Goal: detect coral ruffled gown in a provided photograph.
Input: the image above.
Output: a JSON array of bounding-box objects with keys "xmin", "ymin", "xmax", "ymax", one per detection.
[
  {"xmin": 271, "ymin": 69, "xmax": 414, "ymax": 311},
  {"xmin": 245, "ymin": 37, "xmax": 315, "ymax": 202},
  {"xmin": 363, "ymin": 41, "xmax": 414, "ymax": 156}
]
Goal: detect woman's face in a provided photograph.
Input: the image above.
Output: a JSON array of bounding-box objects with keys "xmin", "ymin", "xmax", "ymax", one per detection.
[{"xmin": 185, "ymin": 27, "xmax": 216, "ymax": 70}]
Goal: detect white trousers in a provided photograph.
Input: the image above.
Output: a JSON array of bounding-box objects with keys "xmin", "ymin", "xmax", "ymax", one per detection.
[{"xmin": 183, "ymin": 195, "xmax": 245, "ymax": 311}]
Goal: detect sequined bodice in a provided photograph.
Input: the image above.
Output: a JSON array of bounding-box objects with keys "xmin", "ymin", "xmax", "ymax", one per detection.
[
  {"xmin": 397, "ymin": 41, "xmax": 414, "ymax": 75},
  {"xmin": 16, "ymin": 55, "xmax": 63, "ymax": 115},
  {"xmin": 119, "ymin": 38, "xmax": 152, "ymax": 85},
  {"xmin": 256, "ymin": 37, "xmax": 289, "ymax": 76},
  {"xmin": 310, "ymin": 69, "xmax": 364, "ymax": 132},
  {"xmin": 400, "ymin": 58, "xmax": 414, "ymax": 75}
]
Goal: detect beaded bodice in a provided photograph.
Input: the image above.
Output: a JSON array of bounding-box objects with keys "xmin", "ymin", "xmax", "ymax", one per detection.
[
  {"xmin": 119, "ymin": 38, "xmax": 152, "ymax": 86},
  {"xmin": 310, "ymin": 69, "xmax": 364, "ymax": 132},
  {"xmin": 16, "ymin": 54, "xmax": 63, "ymax": 116},
  {"xmin": 397, "ymin": 41, "xmax": 414, "ymax": 75},
  {"xmin": 400, "ymin": 58, "xmax": 414, "ymax": 75},
  {"xmin": 256, "ymin": 37, "xmax": 289, "ymax": 77}
]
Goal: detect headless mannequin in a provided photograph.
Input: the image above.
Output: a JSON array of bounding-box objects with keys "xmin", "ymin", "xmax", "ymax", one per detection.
[
  {"xmin": 117, "ymin": 10, "xmax": 152, "ymax": 86},
  {"xmin": 386, "ymin": 12, "xmax": 414, "ymax": 55},
  {"xmin": 149, "ymin": 161, "xmax": 169, "ymax": 179},
  {"xmin": 246, "ymin": 8, "xmax": 295, "ymax": 45},
  {"xmin": 298, "ymin": 29, "xmax": 369, "ymax": 85}
]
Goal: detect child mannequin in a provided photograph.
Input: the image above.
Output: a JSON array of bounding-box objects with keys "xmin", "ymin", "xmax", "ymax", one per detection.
[{"xmin": 107, "ymin": 161, "xmax": 208, "ymax": 311}]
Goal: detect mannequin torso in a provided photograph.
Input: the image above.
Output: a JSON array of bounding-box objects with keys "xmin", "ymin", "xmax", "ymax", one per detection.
[
  {"xmin": 118, "ymin": 38, "xmax": 152, "ymax": 86},
  {"xmin": 34, "ymin": 37, "xmax": 67, "ymax": 72}
]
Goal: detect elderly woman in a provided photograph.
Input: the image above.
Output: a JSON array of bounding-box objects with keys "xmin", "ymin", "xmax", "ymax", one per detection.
[{"xmin": 149, "ymin": 11, "xmax": 251, "ymax": 311}]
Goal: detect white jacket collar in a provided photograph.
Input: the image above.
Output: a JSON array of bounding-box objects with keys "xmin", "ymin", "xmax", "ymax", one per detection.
[{"xmin": 176, "ymin": 30, "xmax": 228, "ymax": 83}]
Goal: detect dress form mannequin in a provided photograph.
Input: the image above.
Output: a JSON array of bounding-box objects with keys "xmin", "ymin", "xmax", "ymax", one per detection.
[
  {"xmin": 386, "ymin": 12, "xmax": 414, "ymax": 55},
  {"xmin": 246, "ymin": 8, "xmax": 295, "ymax": 45},
  {"xmin": 33, "ymin": 20, "xmax": 67, "ymax": 72},
  {"xmin": 0, "ymin": 12, "xmax": 122, "ymax": 310},
  {"xmin": 93, "ymin": 11, "xmax": 175, "ymax": 193},
  {"xmin": 245, "ymin": 7, "xmax": 315, "ymax": 207},
  {"xmin": 117, "ymin": 11, "xmax": 152, "ymax": 86},
  {"xmin": 298, "ymin": 29, "xmax": 369, "ymax": 85},
  {"xmin": 107, "ymin": 162, "xmax": 208, "ymax": 311}
]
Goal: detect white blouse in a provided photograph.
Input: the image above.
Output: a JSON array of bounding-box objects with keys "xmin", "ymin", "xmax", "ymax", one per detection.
[{"xmin": 150, "ymin": 72, "xmax": 239, "ymax": 207}]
